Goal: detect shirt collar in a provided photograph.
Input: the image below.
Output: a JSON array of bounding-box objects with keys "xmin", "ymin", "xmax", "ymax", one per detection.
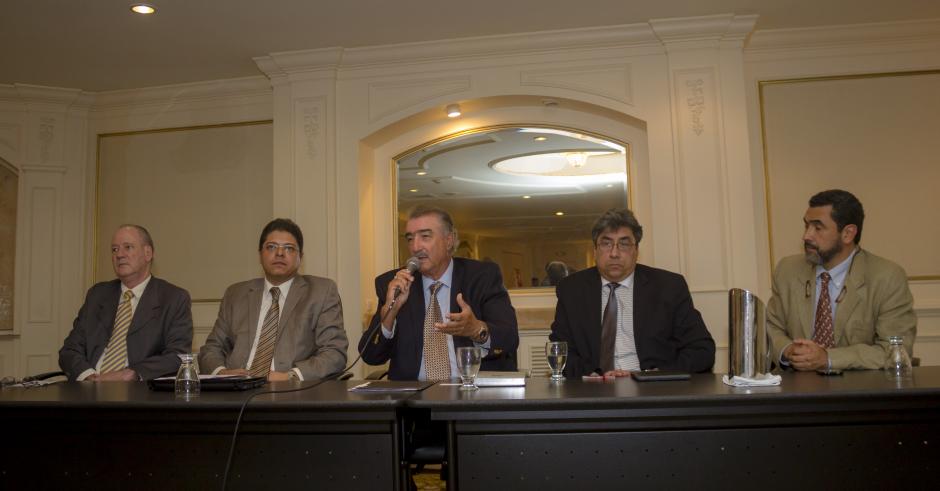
[
  {"xmin": 264, "ymin": 276, "xmax": 295, "ymax": 299},
  {"xmin": 423, "ymin": 258, "xmax": 454, "ymax": 292},
  {"xmin": 816, "ymin": 247, "xmax": 857, "ymax": 287},
  {"xmin": 601, "ymin": 270, "xmax": 635, "ymax": 289},
  {"xmin": 121, "ymin": 274, "xmax": 151, "ymax": 299}
]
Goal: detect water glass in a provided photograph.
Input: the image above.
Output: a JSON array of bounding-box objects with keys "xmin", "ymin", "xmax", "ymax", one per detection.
[
  {"xmin": 175, "ymin": 353, "xmax": 200, "ymax": 399},
  {"xmin": 884, "ymin": 335, "xmax": 913, "ymax": 381},
  {"xmin": 546, "ymin": 341, "xmax": 567, "ymax": 381},
  {"xmin": 456, "ymin": 346, "xmax": 482, "ymax": 391}
]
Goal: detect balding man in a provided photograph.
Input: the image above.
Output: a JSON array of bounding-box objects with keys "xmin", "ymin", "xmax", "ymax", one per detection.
[{"xmin": 59, "ymin": 225, "xmax": 193, "ymax": 381}]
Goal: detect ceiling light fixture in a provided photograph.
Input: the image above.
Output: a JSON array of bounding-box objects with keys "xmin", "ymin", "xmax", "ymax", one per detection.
[
  {"xmin": 130, "ymin": 4, "xmax": 156, "ymax": 14},
  {"xmin": 555, "ymin": 211, "xmax": 564, "ymax": 216},
  {"xmin": 446, "ymin": 104, "xmax": 462, "ymax": 118},
  {"xmin": 533, "ymin": 136, "xmax": 547, "ymax": 142},
  {"xmin": 522, "ymin": 195, "xmax": 531, "ymax": 199},
  {"xmin": 565, "ymin": 152, "xmax": 588, "ymax": 168},
  {"xmin": 416, "ymin": 171, "xmax": 428, "ymax": 176},
  {"xmin": 409, "ymin": 188, "xmax": 419, "ymax": 193}
]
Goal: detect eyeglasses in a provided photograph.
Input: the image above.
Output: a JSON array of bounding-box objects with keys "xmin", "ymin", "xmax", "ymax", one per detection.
[
  {"xmin": 263, "ymin": 242, "xmax": 299, "ymax": 255},
  {"xmin": 596, "ymin": 239, "xmax": 636, "ymax": 252}
]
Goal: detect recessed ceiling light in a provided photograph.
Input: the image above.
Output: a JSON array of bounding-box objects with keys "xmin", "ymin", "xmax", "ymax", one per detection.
[
  {"xmin": 130, "ymin": 4, "xmax": 156, "ymax": 14},
  {"xmin": 555, "ymin": 211, "xmax": 564, "ymax": 216},
  {"xmin": 409, "ymin": 188, "xmax": 419, "ymax": 193},
  {"xmin": 522, "ymin": 195, "xmax": 531, "ymax": 199},
  {"xmin": 606, "ymin": 184, "xmax": 614, "ymax": 188},
  {"xmin": 446, "ymin": 104, "xmax": 461, "ymax": 118},
  {"xmin": 416, "ymin": 171, "xmax": 428, "ymax": 176},
  {"xmin": 533, "ymin": 136, "xmax": 547, "ymax": 142}
]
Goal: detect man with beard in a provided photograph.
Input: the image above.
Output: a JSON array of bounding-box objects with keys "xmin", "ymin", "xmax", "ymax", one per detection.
[{"xmin": 767, "ymin": 190, "xmax": 916, "ymax": 371}]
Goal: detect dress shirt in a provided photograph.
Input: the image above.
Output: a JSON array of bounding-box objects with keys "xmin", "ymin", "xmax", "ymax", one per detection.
[{"xmin": 601, "ymin": 272, "xmax": 640, "ymax": 371}]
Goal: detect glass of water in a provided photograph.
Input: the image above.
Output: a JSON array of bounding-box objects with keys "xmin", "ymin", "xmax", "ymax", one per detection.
[
  {"xmin": 456, "ymin": 346, "xmax": 482, "ymax": 391},
  {"xmin": 546, "ymin": 341, "xmax": 567, "ymax": 381},
  {"xmin": 175, "ymin": 353, "xmax": 200, "ymax": 399}
]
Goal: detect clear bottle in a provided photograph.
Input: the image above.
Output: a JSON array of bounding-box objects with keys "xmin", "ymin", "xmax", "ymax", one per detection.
[
  {"xmin": 175, "ymin": 353, "xmax": 201, "ymax": 398},
  {"xmin": 884, "ymin": 336, "xmax": 913, "ymax": 380}
]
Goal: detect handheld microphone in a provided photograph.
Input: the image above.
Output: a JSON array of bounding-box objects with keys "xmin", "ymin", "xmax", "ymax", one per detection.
[{"xmin": 392, "ymin": 256, "xmax": 421, "ymax": 299}]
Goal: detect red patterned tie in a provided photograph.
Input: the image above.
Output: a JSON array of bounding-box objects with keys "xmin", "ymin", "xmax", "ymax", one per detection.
[{"xmin": 812, "ymin": 272, "xmax": 835, "ymax": 348}]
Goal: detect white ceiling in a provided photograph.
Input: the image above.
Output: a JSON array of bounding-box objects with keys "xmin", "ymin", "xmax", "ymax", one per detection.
[{"xmin": 3, "ymin": 0, "xmax": 939, "ymax": 92}]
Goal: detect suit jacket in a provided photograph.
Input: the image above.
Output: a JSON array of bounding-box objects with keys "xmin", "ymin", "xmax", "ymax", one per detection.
[
  {"xmin": 58, "ymin": 277, "xmax": 193, "ymax": 381},
  {"xmin": 549, "ymin": 264, "xmax": 715, "ymax": 377},
  {"xmin": 198, "ymin": 275, "xmax": 348, "ymax": 380},
  {"xmin": 359, "ymin": 257, "xmax": 519, "ymax": 380},
  {"xmin": 767, "ymin": 249, "xmax": 916, "ymax": 370}
]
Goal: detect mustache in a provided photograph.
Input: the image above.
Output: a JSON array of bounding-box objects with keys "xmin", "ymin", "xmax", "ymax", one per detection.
[{"xmin": 803, "ymin": 241, "xmax": 818, "ymax": 250}]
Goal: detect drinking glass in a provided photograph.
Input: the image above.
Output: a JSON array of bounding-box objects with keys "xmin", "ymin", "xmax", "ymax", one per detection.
[
  {"xmin": 456, "ymin": 346, "xmax": 482, "ymax": 391},
  {"xmin": 175, "ymin": 353, "xmax": 200, "ymax": 399},
  {"xmin": 546, "ymin": 341, "xmax": 567, "ymax": 381}
]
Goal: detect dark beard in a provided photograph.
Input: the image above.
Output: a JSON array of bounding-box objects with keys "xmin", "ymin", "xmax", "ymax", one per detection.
[{"xmin": 804, "ymin": 240, "xmax": 842, "ymax": 266}]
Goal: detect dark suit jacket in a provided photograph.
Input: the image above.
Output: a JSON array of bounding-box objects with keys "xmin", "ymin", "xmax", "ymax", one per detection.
[
  {"xmin": 59, "ymin": 277, "xmax": 193, "ymax": 381},
  {"xmin": 549, "ymin": 264, "xmax": 715, "ymax": 377},
  {"xmin": 359, "ymin": 257, "xmax": 519, "ymax": 380},
  {"xmin": 198, "ymin": 275, "xmax": 348, "ymax": 380}
]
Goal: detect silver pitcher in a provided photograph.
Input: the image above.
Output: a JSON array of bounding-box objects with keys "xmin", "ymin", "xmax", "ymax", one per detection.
[{"xmin": 728, "ymin": 288, "xmax": 770, "ymax": 378}]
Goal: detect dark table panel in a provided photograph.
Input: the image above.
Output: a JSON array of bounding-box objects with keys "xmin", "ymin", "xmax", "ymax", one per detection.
[
  {"xmin": 0, "ymin": 380, "xmax": 409, "ymax": 490},
  {"xmin": 409, "ymin": 368, "xmax": 940, "ymax": 490}
]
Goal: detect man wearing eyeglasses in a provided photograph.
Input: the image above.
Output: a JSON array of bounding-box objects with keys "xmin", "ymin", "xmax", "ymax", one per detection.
[
  {"xmin": 767, "ymin": 189, "xmax": 916, "ymax": 372},
  {"xmin": 550, "ymin": 208, "xmax": 715, "ymax": 377},
  {"xmin": 198, "ymin": 218, "xmax": 348, "ymax": 381}
]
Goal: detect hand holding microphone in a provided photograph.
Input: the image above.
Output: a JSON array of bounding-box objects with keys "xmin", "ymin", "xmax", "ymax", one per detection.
[{"xmin": 384, "ymin": 256, "xmax": 420, "ymax": 316}]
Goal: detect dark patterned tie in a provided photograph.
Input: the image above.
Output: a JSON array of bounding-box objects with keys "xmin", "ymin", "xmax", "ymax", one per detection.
[
  {"xmin": 812, "ymin": 272, "xmax": 835, "ymax": 348},
  {"xmin": 423, "ymin": 282, "xmax": 451, "ymax": 380},
  {"xmin": 251, "ymin": 287, "xmax": 281, "ymax": 377},
  {"xmin": 600, "ymin": 283, "xmax": 619, "ymax": 372},
  {"xmin": 100, "ymin": 290, "xmax": 134, "ymax": 374}
]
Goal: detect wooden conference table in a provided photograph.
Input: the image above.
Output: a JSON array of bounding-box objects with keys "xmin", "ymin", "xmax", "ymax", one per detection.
[{"xmin": 2, "ymin": 368, "xmax": 940, "ymax": 490}]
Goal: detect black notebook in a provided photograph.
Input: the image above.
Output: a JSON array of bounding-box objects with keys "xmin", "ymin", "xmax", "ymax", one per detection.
[{"xmin": 147, "ymin": 375, "xmax": 267, "ymax": 391}]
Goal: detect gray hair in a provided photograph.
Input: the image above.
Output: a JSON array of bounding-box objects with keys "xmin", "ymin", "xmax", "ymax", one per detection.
[
  {"xmin": 407, "ymin": 205, "xmax": 459, "ymax": 254},
  {"xmin": 591, "ymin": 208, "xmax": 643, "ymax": 245},
  {"xmin": 117, "ymin": 224, "xmax": 154, "ymax": 251}
]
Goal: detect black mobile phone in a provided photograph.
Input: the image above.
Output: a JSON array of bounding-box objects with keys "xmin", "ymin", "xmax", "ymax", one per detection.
[{"xmin": 632, "ymin": 370, "xmax": 691, "ymax": 382}]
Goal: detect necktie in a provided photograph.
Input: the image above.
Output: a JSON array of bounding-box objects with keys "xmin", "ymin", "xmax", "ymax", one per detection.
[
  {"xmin": 812, "ymin": 272, "xmax": 835, "ymax": 348},
  {"xmin": 423, "ymin": 282, "xmax": 451, "ymax": 380},
  {"xmin": 600, "ymin": 283, "xmax": 619, "ymax": 372},
  {"xmin": 251, "ymin": 287, "xmax": 281, "ymax": 377},
  {"xmin": 100, "ymin": 290, "xmax": 134, "ymax": 374}
]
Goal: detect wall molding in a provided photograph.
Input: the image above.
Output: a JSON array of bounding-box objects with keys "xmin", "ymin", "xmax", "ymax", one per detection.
[
  {"xmin": 90, "ymin": 76, "xmax": 272, "ymax": 112},
  {"xmin": 747, "ymin": 18, "xmax": 940, "ymax": 54}
]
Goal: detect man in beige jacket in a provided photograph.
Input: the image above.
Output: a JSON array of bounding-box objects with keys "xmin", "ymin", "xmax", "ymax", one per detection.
[{"xmin": 767, "ymin": 189, "xmax": 916, "ymax": 371}]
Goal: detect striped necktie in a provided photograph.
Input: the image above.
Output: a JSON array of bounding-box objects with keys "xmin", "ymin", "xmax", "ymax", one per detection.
[
  {"xmin": 251, "ymin": 287, "xmax": 281, "ymax": 377},
  {"xmin": 423, "ymin": 282, "xmax": 451, "ymax": 380},
  {"xmin": 100, "ymin": 290, "xmax": 134, "ymax": 374}
]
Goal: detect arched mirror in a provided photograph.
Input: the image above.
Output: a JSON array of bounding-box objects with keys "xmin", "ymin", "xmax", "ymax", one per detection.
[
  {"xmin": 0, "ymin": 159, "xmax": 16, "ymax": 330},
  {"xmin": 395, "ymin": 125, "xmax": 629, "ymax": 290}
]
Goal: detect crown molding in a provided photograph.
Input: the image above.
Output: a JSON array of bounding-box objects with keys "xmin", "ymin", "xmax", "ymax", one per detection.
[
  {"xmin": 650, "ymin": 13, "xmax": 758, "ymax": 49},
  {"xmin": 0, "ymin": 84, "xmax": 88, "ymax": 110},
  {"xmin": 254, "ymin": 47, "xmax": 344, "ymax": 79},
  {"xmin": 747, "ymin": 18, "xmax": 940, "ymax": 53},
  {"xmin": 90, "ymin": 75, "xmax": 272, "ymax": 111}
]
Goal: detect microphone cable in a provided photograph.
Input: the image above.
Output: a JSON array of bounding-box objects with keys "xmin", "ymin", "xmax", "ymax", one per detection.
[{"xmin": 221, "ymin": 286, "xmax": 402, "ymax": 490}]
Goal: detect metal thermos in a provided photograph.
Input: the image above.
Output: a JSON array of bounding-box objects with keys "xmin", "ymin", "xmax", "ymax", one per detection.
[{"xmin": 728, "ymin": 288, "xmax": 769, "ymax": 378}]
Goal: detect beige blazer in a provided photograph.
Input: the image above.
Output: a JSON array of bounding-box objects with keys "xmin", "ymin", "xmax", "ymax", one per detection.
[
  {"xmin": 198, "ymin": 275, "xmax": 348, "ymax": 379},
  {"xmin": 767, "ymin": 249, "xmax": 916, "ymax": 370}
]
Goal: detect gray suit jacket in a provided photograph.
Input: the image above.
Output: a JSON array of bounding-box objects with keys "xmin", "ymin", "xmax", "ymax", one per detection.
[
  {"xmin": 198, "ymin": 275, "xmax": 348, "ymax": 379},
  {"xmin": 59, "ymin": 277, "xmax": 193, "ymax": 381},
  {"xmin": 767, "ymin": 249, "xmax": 917, "ymax": 370}
]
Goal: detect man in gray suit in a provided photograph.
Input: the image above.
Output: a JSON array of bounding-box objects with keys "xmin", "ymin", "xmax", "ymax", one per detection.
[
  {"xmin": 59, "ymin": 224, "xmax": 193, "ymax": 381},
  {"xmin": 199, "ymin": 218, "xmax": 348, "ymax": 381}
]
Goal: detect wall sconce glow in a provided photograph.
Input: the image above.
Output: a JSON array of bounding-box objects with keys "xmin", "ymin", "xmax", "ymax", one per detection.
[
  {"xmin": 533, "ymin": 136, "xmax": 547, "ymax": 142},
  {"xmin": 130, "ymin": 4, "xmax": 156, "ymax": 14},
  {"xmin": 522, "ymin": 195, "xmax": 531, "ymax": 199},
  {"xmin": 446, "ymin": 104, "xmax": 462, "ymax": 118},
  {"xmin": 416, "ymin": 171, "xmax": 428, "ymax": 176},
  {"xmin": 555, "ymin": 211, "xmax": 564, "ymax": 216},
  {"xmin": 565, "ymin": 152, "xmax": 588, "ymax": 168}
]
